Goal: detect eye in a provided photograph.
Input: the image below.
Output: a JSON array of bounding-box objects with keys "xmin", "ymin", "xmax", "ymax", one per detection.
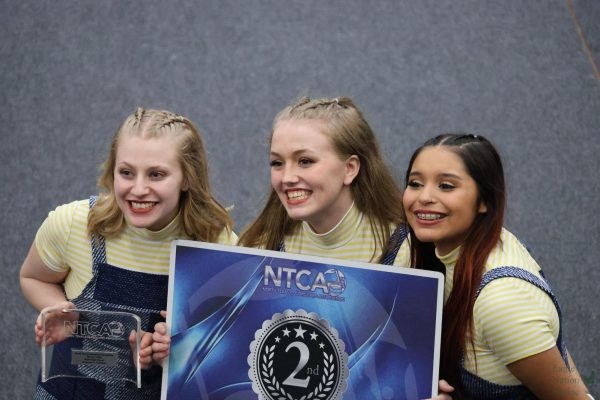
[
  {"xmin": 439, "ymin": 182, "xmax": 456, "ymax": 190},
  {"xmin": 406, "ymin": 179, "xmax": 422, "ymax": 188},
  {"xmin": 149, "ymin": 170, "xmax": 165, "ymax": 179},
  {"xmin": 118, "ymin": 169, "xmax": 133, "ymax": 178},
  {"xmin": 269, "ymin": 159, "xmax": 283, "ymax": 168},
  {"xmin": 298, "ymin": 158, "xmax": 314, "ymax": 167}
]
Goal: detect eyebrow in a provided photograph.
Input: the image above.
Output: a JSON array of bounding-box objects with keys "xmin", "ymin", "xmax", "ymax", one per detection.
[
  {"xmin": 116, "ymin": 161, "xmax": 168, "ymax": 170},
  {"xmin": 408, "ymin": 171, "xmax": 463, "ymax": 180},
  {"xmin": 270, "ymin": 148, "xmax": 316, "ymax": 158}
]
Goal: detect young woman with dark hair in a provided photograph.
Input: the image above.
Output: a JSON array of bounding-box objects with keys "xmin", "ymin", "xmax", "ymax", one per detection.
[{"xmin": 403, "ymin": 133, "xmax": 591, "ymax": 399}]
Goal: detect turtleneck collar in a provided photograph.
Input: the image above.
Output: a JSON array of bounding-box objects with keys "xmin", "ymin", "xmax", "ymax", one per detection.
[
  {"xmin": 436, "ymin": 245, "xmax": 461, "ymax": 269},
  {"xmin": 301, "ymin": 202, "xmax": 361, "ymax": 248},
  {"xmin": 124, "ymin": 212, "xmax": 184, "ymax": 241},
  {"xmin": 437, "ymin": 246, "xmax": 461, "ymax": 302}
]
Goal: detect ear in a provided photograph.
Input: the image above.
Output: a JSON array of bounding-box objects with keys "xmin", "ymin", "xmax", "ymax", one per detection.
[
  {"xmin": 343, "ymin": 155, "xmax": 360, "ymax": 185},
  {"xmin": 181, "ymin": 178, "xmax": 189, "ymax": 192},
  {"xmin": 478, "ymin": 201, "xmax": 487, "ymax": 214}
]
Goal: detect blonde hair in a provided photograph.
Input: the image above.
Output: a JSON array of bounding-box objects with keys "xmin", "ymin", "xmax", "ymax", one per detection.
[
  {"xmin": 88, "ymin": 107, "xmax": 233, "ymax": 241},
  {"xmin": 238, "ymin": 97, "xmax": 405, "ymax": 262}
]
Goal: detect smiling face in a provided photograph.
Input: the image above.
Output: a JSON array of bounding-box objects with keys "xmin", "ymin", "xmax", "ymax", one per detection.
[
  {"xmin": 113, "ymin": 134, "xmax": 186, "ymax": 231},
  {"xmin": 402, "ymin": 146, "xmax": 487, "ymax": 255},
  {"xmin": 270, "ymin": 119, "xmax": 359, "ymax": 234}
]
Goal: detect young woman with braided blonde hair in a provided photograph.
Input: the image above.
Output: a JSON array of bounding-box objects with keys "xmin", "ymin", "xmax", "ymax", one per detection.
[
  {"xmin": 237, "ymin": 96, "xmax": 412, "ymax": 263},
  {"xmin": 20, "ymin": 108, "xmax": 237, "ymax": 399},
  {"xmin": 152, "ymin": 96, "xmax": 450, "ymax": 399}
]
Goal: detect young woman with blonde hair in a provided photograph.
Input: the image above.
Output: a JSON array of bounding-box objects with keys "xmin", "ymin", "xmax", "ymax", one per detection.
[
  {"xmin": 20, "ymin": 108, "xmax": 236, "ymax": 399},
  {"xmin": 237, "ymin": 96, "xmax": 410, "ymax": 265}
]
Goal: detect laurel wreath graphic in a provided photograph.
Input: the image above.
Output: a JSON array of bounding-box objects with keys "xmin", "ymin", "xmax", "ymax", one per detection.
[{"xmin": 260, "ymin": 344, "xmax": 337, "ymax": 400}]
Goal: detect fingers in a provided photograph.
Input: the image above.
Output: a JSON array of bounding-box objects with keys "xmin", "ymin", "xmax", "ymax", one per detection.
[
  {"xmin": 40, "ymin": 301, "xmax": 76, "ymax": 316},
  {"xmin": 138, "ymin": 333, "xmax": 154, "ymax": 370},
  {"xmin": 438, "ymin": 379, "xmax": 454, "ymax": 393},
  {"xmin": 425, "ymin": 379, "xmax": 454, "ymax": 400},
  {"xmin": 35, "ymin": 302, "xmax": 77, "ymax": 347},
  {"xmin": 153, "ymin": 322, "xmax": 167, "ymax": 336},
  {"xmin": 151, "ymin": 324, "xmax": 170, "ymax": 366},
  {"xmin": 35, "ymin": 325, "xmax": 44, "ymax": 347},
  {"xmin": 131, "ymin": 330, "xmax": 155, "ymax": 370},
  {"xmin": 151, "ymin": 339, "xmax": 170, "ymax": 354},
  {"xmin": 431, "ymin": 395, "xmax": 453, "ymax": 400},
  {"xmin": 151, "ymin": 312, "xmax": 170, "ymax": 365},
  {"xmin": 151, "ymin": 347, "xmax": 169, "ymax": 366},
  {"xmin": 35, "ymin": 312, "xmax": 44, "ymax": 346}
]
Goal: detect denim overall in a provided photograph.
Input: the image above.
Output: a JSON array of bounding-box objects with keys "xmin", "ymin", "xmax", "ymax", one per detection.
[
  {"xmin": 380, "ymin": 223, "xmax": 409, "ymax": 265},
  {"xmin": 459, "ymin": 266, "xmax": 569, "ymax": 399},
  {"xmin": 279, "ymin": 223, "xmax": 408, "ymax": 266},
  {"xmin": 35, "ymin": 197, "xmax": 168, "ymax": 399}
]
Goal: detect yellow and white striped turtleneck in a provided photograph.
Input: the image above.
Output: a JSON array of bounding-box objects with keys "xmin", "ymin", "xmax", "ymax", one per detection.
[
  {"xmin": 438, "ymin": 228, "xmax": 559, "ymax": 385},
  {"xmin": 282, "ymin": 203, "xmax": 410, "ymax": 267},
  {"xmin": 35, "ymin": 199, "xmax": 237, "ymax": 299}
]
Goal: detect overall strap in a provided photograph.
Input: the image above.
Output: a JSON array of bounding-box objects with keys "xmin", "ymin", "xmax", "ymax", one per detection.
[
  {"xmin": 459, "ymin": 266, "xmax": 570, "ymax": 399},
  {"xmin": 89, "ymin": 196, "xmax": 107, "ymax": 267},
  {"xmin": 380, "ymin": 223, "xmax": 409, "ymax": 266},
  {"xmin": 476, "ymin": 266, "xmax": 569, "ymax": 367}
]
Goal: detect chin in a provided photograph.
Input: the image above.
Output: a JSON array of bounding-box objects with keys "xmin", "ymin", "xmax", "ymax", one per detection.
[
  {"xmin": 284, "ymin": 207, "xmax": 308, "ymax": 221},
  {"xmin": 287, "ymin": 214, "xmax": 309, "ymax": 222},
  {"xmin": 125, "ymin": 215, "xmax": 153, "ymax": 228},
  {"xmin": 413, "ymin": 233, "xmax": 438, "ymax": 244}
]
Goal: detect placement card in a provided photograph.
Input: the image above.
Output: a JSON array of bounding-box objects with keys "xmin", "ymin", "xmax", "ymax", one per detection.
[{"xmin": 161, "ymin": 241, "xmax": 443, "ymax": 400}]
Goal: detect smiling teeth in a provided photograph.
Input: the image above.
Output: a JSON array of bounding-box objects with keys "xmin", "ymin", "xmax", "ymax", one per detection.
[
  {"xmin": 131, "ymin": 202, "xmax": 154, "ymax": 209},
  {"xmin": 417, "ymin": 213, "xmax": 443, "ymax": 220},
  {"xmin": 287, "ymin": 190, "xmax": 309, "ymax": 200}
]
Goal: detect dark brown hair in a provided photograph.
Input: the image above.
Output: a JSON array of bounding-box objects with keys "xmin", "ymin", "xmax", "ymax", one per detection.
[{"xmin": 405, "ymin": 133, "xmax": 506, "ymax": 390}]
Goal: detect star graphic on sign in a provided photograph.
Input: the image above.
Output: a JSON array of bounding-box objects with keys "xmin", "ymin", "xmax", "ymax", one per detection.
[
  {"xmin": 319, "ymin": 342, "xmax": 325, "ymax": 349},
  {"xmin": 274, "ymin": 336, "xmax": 281, "ymax": 343},
  {"xmin": 294, "ymin": 324, "xmax": 306, "ymax": 339},
  {"xmin": 282, "ymin": 328, "xmax": 291, "ymax": 337},
  {"xmin": 310, "ymin": 331, "xmax": 318, "ymax": 341}
]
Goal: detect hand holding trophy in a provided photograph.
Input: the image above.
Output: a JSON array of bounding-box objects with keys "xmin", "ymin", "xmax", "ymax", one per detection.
[
  {"xmin": 41, "ymin": 305, "xmax": 142, "ymax": 388},
  {"xmin": 36, "ymin": 302, "xmax": 78, "ymax": 347}
]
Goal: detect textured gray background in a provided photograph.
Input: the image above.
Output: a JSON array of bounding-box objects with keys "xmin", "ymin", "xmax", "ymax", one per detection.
[{"xmin": 2, "ymin": 1, "xmax": 599, "ymax": 398}]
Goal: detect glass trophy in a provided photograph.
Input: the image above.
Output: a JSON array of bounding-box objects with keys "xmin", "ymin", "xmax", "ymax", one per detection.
[{"xmin": 41, "ymin": 307, "xmax": 142, "ymax": 388}]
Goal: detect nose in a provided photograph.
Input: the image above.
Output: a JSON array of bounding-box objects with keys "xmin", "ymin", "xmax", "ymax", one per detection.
[
  {"xmin": 418, "ymin": 185, "xmax": 435, "ymax": 204},
  {"xmin": 281, "ymin": 164, "xmax": 299, "ymax": 184},
  {"xmin": 130, "ymin": 176, "xmax": 150, "ymax": 196}
]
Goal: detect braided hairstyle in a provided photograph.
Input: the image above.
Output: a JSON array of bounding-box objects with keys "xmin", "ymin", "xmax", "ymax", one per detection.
[
  {"xmin": 88, "ymin": 107, "xmax": 233, "ymax": 242},
  {"xmin": 238, "ymin": 96, "xmax": 405, "ymax": 262}
]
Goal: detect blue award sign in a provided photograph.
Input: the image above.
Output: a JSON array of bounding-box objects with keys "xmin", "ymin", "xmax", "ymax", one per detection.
[{"xmin": 161, "ymin": 241, "xmax": 444, "ymax": 400}]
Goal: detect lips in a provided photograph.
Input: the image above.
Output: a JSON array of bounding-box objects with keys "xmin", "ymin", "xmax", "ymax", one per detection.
[
  {"xmin": 286, "ymin": 189, "xmax": 311, "ymax": 202},
  {"xmin": 416, "ymin": 212, "xmax": 445, "ymax": 221},
  {"xmin": 129, "ymin": 201, "xmax": 156, "ymax": 213},
  {"xmin": 413, "ymin": 211, "xmax": 447, "ymax": 223}
]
